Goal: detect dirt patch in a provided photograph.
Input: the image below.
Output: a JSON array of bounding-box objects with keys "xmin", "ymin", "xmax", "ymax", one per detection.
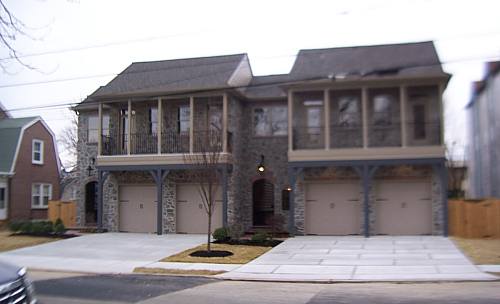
[
  {"xmin": 0, "ymin": 231, "xmax": 62, "ymax": 252},
  {"xmin": 162, "ymin": 243, "xmax": 271, "ymax": 264},
  {"xmin": 133, "ymin": 267, "xmax": 225, "ymax": 276},
  {"xmin": 451, "ymin": 237, "xmax": 500, "ymax": 264}
]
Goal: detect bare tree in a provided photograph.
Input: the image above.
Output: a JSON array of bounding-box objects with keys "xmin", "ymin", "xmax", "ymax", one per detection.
[
  {"xmin": 0, "ymin": 0, "xmax": 35, "ymax": 72},
  {"xmin": 58, "ymin": 111, "xmax": 78, "ymax": 170},
  {"xmin": 446, "ymin": 141, "xmax": 466, "ymax": 198},
  {"xmin": 183, "ymin": 132, "xmax": 222, "ymax": 252}
]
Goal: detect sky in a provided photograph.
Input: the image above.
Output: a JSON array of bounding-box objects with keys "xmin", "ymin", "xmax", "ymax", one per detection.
[{"xmin": 1, "ymin": 0, "xmax": 499, "ymax": 168}]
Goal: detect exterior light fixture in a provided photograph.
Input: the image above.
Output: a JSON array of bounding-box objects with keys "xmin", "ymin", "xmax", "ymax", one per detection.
[
  {"xmin": 286, "ymin": 186, "xmax": 292, "ymax": 192},
  {"xmin": 87, "ymin": 157, "xmax": 95, "ymax": 176},
  {"xmin": 257, "ymin": 155, "xmax": 265, "ymax": 173}
]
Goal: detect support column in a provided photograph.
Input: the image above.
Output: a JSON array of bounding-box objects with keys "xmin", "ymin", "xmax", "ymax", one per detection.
[
  {"xmin": 438, "ymin": 83, "xmax": 445, "ymax": 145},
  {"xmin": 97, "ymin": 170, "xmax": 109, "ymax": 230},
  {"xmin": 157, "ymin": 98, "xmax": 162, "ymax": 154},
  {"xmin": 324, "ymin": 89, "xmax": 330, "ymax": 150},
  {"xmin": 150, "ymin": 169, "xmax": 170, "ymax": 235},
  {"xmin": 127, "ymin": 99, "xmax": 132, "ymax": 155},
  {"xmin": 438, "ymin": 161, "xmax": 448, "ymax": 237},
  {"xmin": 189, "ymin": 96, "xmax": 194, "ymax": 153},
  {"xmin": 98, "ymin": 102, "xmax": 103, "ymax": 156},
  {"xmin": 288, "ymin": 167, "xmax": 297, "ymax": 235},
  {"xmin": 222, "ymin": 93, "xmax": 228, "ymax": 153},
  {"xmin": 362, "ymin": 87, "xmax": 369, "ymax": 148},
  {"xmin": 400, "ymin": 85, "xmax": 407, "ymax": 147},
  {"xmin": 356, "ymin": 164, "xmax": 378, "ymax": 237},
  {"xmin": 221, "ymin": 165, "xmax": 228, "ymax": 227}
]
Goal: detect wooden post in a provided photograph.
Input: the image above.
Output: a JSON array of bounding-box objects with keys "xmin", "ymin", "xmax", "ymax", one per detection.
[
  {"xmin": 324, "ymin": 89, "xmax": 330, "ymax": 150},
  {"xmin": 189, "ymin": 96, "xmax": 194, "ymax": 153},
  {"xmin": 98, "ymin": 102, "xmax": 103, "ymax": 156},
  {"xmin": 288, "ymin": 90, "xmax": 293, "ymax": 151},
  {"xmin": 127, "ymin": 99, "xmax": 132, "ymax": 155},
  {"xmin": 400, "ymin": 85, "xmax": 407, "ymax": 147},
  {"xmin": 222, "ymin": 93, "xmax": 228, "ymax": 153},
  {"xmin": 362, "ymin": 87, "xmax": 369, "ymax": 148},
  {"xmin": 157, "ymin": 98, "xmax": 162, "ymax": 154}
]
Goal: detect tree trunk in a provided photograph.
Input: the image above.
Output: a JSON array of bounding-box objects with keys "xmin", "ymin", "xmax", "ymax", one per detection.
[{"xmin": 207, "ymin": 209, "xmax": 212, "ymax": 252}]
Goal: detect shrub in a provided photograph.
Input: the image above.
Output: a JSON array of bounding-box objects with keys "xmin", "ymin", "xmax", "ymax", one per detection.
[
  {"xmin": 8, "ymin": 221, "xmax": 23, "ymax": 232},
  {"xmin": 20, "ymin": 221, "xmax": 34, "ymax": 234},
  {"xmin": 251, "ymin": 231, "xmax": 270, "ymax": 242},
  {"xmin": 30, "ymin": 221, "xmax": 54, "ymax": 234},
  {"xmin": 53, "ymin": 218, "xmax": 66, "ymax": 235},
  {"xmin": 212, "ymin": 227, "xmax": 229, "ymax": 242}
]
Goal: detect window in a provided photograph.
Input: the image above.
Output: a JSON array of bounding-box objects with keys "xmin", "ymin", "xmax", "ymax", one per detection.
[
  {"xmin": 149, "ymin": 107, "xmax": 158, "ymax": 135},
  {"xmin": 253, "ymin": 106, "xmax": 288, "ymax": 136},
  {"xmin": 88, "ymin": 114, "xmax": 110, "ymax": 143},
  {"xmin": 306, "ymin": 106, "xmax": 322, "ymax": 135},
  {"xmin": 32, "ymin": 183, "xmax": 52, "ymax": 208},
  {"xmin": 413, "ymin": 104, "xmax": 426, "ymax": 139},
  {"xmin": 32, "ymin": 139, "xmax": 44, "ymax": 164},
  {"xmin": 372, "ymin": 94, "xmax": 394, "ymax": 126},
  {"xmin": 178, "ymin": 105, "xmax": 190, "ymax": 133},
  {"xmin": 338, "ymin": 96, "xmax": 360, "ymax": 126},
  {"xmin": 281, "ymin": 189, "xmax": 290, "ymax": 211},
  {"xmin": 208, "ymin": 105, "xmax": 222, "ymax": 132}
]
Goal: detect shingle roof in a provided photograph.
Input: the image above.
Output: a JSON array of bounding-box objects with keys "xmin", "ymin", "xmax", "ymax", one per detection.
[
  {"xmin": 243, "ymin": 74, "xmax": 289, "ymax": 99},
  {"xmin": 90, "ymin": 53, "xmax": 247, "ymax": 98},
  {"xmin": 290, "ymin": 41, "xmax": 448, "ymax": 79},
  {"xmin": 0, "ymin": 117, "xmax": 38, "ymax": 173}
]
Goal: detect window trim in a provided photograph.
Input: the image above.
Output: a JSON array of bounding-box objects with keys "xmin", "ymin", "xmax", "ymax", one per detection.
[
  {"xmin": 31, "ymin": 183, "xmax": 52, "ymax": 209},
  {"xmin": 32, "ymin": 139, "xmax": 44, "ymax": 165}
]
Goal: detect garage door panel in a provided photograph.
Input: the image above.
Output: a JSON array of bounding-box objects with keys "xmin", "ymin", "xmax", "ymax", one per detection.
[
  {"xmin": 119, "ymin": 185, "xmax": 156, "ymax": 233},
  {"xmin": 375, "ymin": 181, "xmax": 432, "ymax": 235},
  {"xmin": 305, "ymin": 182, "xmax": 360, "ymax": 235},
  {"xmin": 176, "ymin": 185, "xmax": 223, "ymax": 234}
]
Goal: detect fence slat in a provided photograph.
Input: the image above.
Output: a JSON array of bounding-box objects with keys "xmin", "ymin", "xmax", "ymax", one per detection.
[{"xmin": 48, "ymin": 200, "xmax": 76, "ymax": 228}]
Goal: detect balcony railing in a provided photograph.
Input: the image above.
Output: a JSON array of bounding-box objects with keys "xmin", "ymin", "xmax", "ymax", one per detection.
[
  {"xmin": 293, "ymin": 126, "xmax": 324, "ymax": 150},
  {"xmin": 101, "ymin": 130, "xmax": 231, "ymax": 156},
  {"xmin": 330, "ymin": 124, "xmax": 363, "ymax": 148},
  {"xmin": 406, "ymin": 122, "xmax": 441, "ymax": 146}
]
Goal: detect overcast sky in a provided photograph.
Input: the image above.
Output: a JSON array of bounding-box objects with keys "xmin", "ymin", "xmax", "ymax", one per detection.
[{"xmin": 1, "ymin": 0, "xmax": 499, "ymax": 168}]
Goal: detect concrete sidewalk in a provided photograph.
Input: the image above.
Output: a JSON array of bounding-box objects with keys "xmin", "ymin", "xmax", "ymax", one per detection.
[
  {"xmin": 218, "ymin": 236, "xmax": 498, "ymax": 282},
  {"xmin": 0, "ymin": 233, "xmax": 234, "ymax": 274}
]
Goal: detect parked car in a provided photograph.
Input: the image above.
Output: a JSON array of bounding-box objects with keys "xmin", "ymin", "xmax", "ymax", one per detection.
[{"xmin": 0, "ymin": 261, "xmax": 37, "ymax": 304}]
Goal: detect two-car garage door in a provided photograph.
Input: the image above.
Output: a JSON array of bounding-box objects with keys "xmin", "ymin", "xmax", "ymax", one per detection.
[{"xmin": 305, "ymin": 180, "xmax": 432, "ymax": 235}]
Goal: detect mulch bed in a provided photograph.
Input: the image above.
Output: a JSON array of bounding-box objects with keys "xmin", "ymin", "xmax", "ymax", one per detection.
[
  {"xmin": 10, "ymin": 232, "xmax": 79, "ymax": 239},
  {"xmin": 190, "ymin": 250, "xmax": 234, "ymax": 257},
  {"xmin": 213, "ymin": 239, "xmax": 283, "ymax": 247}
]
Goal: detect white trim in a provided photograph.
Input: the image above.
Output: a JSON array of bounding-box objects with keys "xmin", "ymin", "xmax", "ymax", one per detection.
[
  {"xmin": 32, "ymin": 139, "xmax": 44, "ymax": 165},
  {"xmin": 0, "ymin": 181, "xmax": 7, "ymax": 220},
  {"xmin": 9, "ymin": 117, "xmax": 62, "ymax": 176},
  {"xmin": 227, "ymin": 54, "xmax": 253, "ymax": 87},
  {"xmin": 31, "ymin": 183, "xmax": 52, "ymax": 209}
]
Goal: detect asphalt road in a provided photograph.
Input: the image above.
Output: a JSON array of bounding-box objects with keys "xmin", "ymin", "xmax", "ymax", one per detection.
[{"xmin": 30, "ymin": 271, "xmax": 500, "ymax": 304}]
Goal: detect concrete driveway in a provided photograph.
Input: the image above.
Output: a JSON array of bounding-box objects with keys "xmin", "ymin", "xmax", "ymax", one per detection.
[
  {"xmin": 0, "ymin": 233, "xmax": 206, "ymax": 274},
  {"xmin": 219, "ymin": 236, "xmax": 498, "ymax": 282}
]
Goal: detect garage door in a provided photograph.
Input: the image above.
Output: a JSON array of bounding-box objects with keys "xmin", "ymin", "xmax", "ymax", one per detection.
[
  {"xmin": 305, "ymin": 182, "xmax": 361, "ymax": 235},
  {"xmin": 176, "ymin": 185, "xmax": 223, "ymax": 234},
  {"xmin": 119, "ymin": 185, "xmax": 157, "ymax": 233},
  {"xmin": 375, "ymin": 180, "xmax": 432, "ymax": 235}
]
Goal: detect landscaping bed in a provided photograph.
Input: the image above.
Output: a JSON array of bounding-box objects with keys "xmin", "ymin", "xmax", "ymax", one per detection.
[{"xmin": 451, "ymin": 237, "xmax": 500, "ymax": 265}]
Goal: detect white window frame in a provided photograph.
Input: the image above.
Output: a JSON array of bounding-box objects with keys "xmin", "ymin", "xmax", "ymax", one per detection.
[
  {"xmin": 32, "ymin": 183, "xmax": 52, "ymax": 209},
  {"xmin": 32, "ymin": 139, "xmax": 44, "ymax": 165},
  {"xmin": 252, "ymin": 106, "xmax": 288, "ymax": 137}
]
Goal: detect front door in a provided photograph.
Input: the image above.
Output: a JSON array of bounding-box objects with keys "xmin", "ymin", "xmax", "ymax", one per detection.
[
  {"xmin": 0, "ymin": 182, "xmax": 7, "ymax": 220},
  {"xmin": 85, "ymin": 182, "xmax": 98, "ymax": 225},
  {"xmin": 252, "ymin": 179, "xmax": 274, "ymax": 226}
]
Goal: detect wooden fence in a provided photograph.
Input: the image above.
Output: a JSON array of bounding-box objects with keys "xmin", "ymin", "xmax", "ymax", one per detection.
[
  {"xmin": 48, "ymin": 200, "xmax": 76, "ymax": 228},
  {"xmin": 448, "ymin": 199, "xmax": 500, "ymax": 238}
]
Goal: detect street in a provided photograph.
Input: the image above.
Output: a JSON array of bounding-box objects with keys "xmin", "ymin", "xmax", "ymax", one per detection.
[{"xmin": 31, "ymin": 271, "xmax": 500, "ymax": 304}]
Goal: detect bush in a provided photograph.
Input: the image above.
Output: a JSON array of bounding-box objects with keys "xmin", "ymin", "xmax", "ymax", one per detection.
[
  {"xmin": 251, "ymin": 232, "xmax": 270, "ymax": 242},
  {"xmin": 53, "ymin": 218, "xmax": 66, "ymax": 235},
  {"xmin": 20, "ymin": 221, "xmax": 34, "ymax": 234},
  {"xmin": 29, "ymin": 221, "xmax": 54, "ymax": 235},
  {"xmin": 212, "ymin": 227, "xmax": 229, "ymax": 242},
  {"xmin": 8, "ymin": 221, "xmax": 23, "ymax": 232}
]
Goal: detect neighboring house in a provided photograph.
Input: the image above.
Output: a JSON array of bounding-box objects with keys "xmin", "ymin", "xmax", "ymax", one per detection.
[
  {"xmin": 60, "ymin": 169, "xmax": 78, "ymax": 203},
  {"xmin": 0, "ymin": 116, "xmax": 61, "ymax": 221},
  {"xmin": 0, "ymin": 102, "xmax": 12, "ymax": 120},
  {"xmin": 74, "ymin": 41, "xmax": 450, "ymax": 236},
  {"xmin": 466, "ymin": 61, "xmax": 500, "ymax": 199}
]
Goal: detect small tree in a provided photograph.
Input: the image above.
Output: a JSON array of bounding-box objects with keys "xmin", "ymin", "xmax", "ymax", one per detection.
[
  {"xmin": 183, "ymin": 131, "xmax": 222, "ymax": 253},
  {"xmin": 446, "ymin": 141, "xmax": 466, "ymax": 198}
]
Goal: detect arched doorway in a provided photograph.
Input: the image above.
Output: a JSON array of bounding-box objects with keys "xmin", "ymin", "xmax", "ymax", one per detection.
[
  {"xmin": 85, "ymin": 182, "xmax": 98, "ymax": 225},
  {"xmin": 252, "ymin": 179, "xmax": 274, "ymax": 226}
]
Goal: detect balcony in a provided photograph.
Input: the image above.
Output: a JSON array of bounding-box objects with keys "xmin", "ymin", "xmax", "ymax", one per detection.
[{"xmin": 289, "ymin": 85, "xmax": 445, "ymax": 162}]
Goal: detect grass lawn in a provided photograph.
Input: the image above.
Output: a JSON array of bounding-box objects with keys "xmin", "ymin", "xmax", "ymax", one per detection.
[
  {"xmin": 134, "ymin": 267, "xmax": 225, "ymax": 276},
  {"xmin": 0, "ymin": 230, "xmax": 61, "ymax": 252},
  {"xmin": 161, "ymin": 243, "xmax": 272, "ymax": 264},
  {"xmin": 451, "ymin": 237, "xmax": 500, "ymax": 265}
]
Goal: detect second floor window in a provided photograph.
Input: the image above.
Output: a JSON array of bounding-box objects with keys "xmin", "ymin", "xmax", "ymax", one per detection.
[
  {"xmin": 88, "ymin": 114, "xmax": 110, "ymax": 143},
  {"xmin": 372, "ymin": 94, "xmax": 394, "ymax": 126},
  {"xmin": 305, "ymin": 101, "xmax": 323, "ymax": 135},
  {"xmin": 253, "ymin": 106, "xmax": 287, "ymax": 136},
  {"xmin": 32, "ymin": 139, "xmax": 44, "ymax": 164},
  {"xmin": 338, "ymin": 96, "xmax": 360, "ymax": 127},
  {"xmin": 413, "ymin": 104, "xmax": 426, "ymax": 139},
  {"xmin": 178, "ymin": 105, "xmax": 190, "ymax": 133}
]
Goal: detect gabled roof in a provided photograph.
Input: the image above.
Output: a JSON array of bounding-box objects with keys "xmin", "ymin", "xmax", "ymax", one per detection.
[
  {"xmin": 0, "ymin": 117, "xmax": 61, "ymax": 174},
  {"xmin": 290, "ymin": 41, "xmax": 448, "ymax": 80},
  {"xmin": 89, "ymin": 53, "xmax": 248, "ymax": 99}
]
